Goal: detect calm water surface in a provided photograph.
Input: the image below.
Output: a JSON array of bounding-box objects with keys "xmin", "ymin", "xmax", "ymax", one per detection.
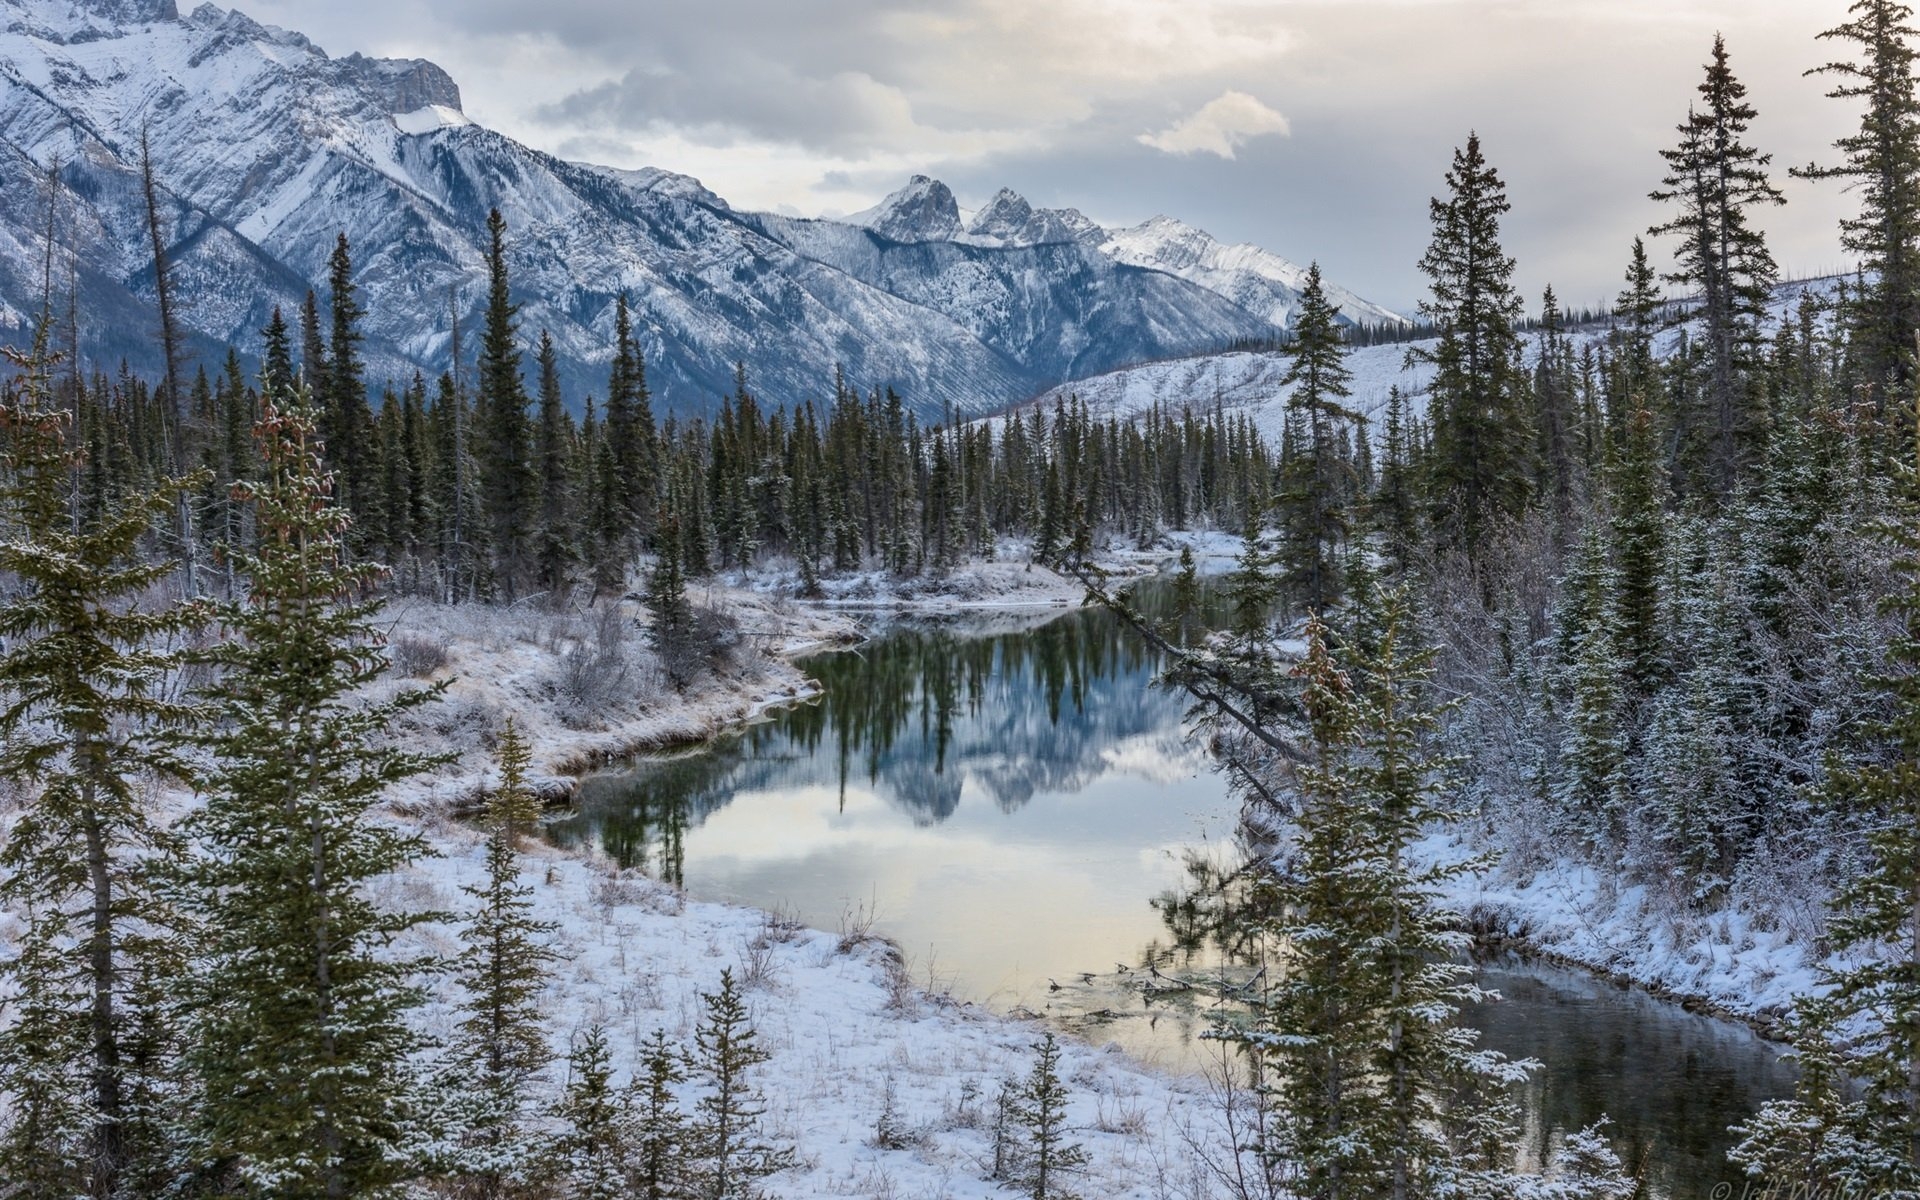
[{"xmin": 548, "ymin": 584, "xmax": 1797, "ymax": 1199}]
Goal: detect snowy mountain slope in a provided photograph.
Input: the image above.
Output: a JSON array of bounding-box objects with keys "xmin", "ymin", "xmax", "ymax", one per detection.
[
  {"xmin": 1014, "ymin": 276, "xmax": 1842, "ymax": 446},
  {"xmin": 742, "ymin": 210, "xmax": 1278, "ymax": 388},
  {"xmin": 1099, "ymin": 214, "xmax": 1406, "ymax": 331},
  {"xmin": 834, "ymin": 177, "xmax": 1406, "ymax": 332},
  {"xmin": 0, "ymin": 0, "xmax": 1399, "ymax": 416}
]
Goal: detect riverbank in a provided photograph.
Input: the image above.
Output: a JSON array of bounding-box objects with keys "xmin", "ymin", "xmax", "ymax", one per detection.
[
  {"xmin": 716, "ymin": 528, "xmax": 1243, "ymax": 613},
  {"xmin": 363, "ymin": 575, "xmax": 1247, "ymax": 1197},
  {"xmin": 1442, "ymin": 837, "xmax": 1820, "ymax": 1042}
]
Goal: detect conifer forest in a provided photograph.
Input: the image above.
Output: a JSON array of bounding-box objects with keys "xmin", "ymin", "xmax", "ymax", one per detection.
[{"xmin": 3, "ymin": 2, "xmax": 1920, "ymax": 1199}]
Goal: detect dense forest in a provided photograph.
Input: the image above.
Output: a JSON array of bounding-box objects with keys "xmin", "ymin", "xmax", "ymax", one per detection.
[{"xmin": 3, "ymin": 0, "xmax": 1920, "ymax": 1197}]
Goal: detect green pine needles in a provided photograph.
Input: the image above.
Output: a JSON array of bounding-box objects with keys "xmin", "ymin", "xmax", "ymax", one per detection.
[
  {"xmin": 0, "ymin": 331, "xmax": 211, "ymax": 1197},
  {"xmin": 180, "ymin": 387, "xmax": 450, "ymax": 1198}
]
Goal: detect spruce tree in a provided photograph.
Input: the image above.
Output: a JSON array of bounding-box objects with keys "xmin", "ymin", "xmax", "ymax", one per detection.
[
  {"xmin": 1413, "ymin": 133, "xmax": 1532, "ymax": 559},
  {"xmin": 181, "ymin": 388, "xmax": 446, "ymax": 1197},
  {"xmin": 550, "ymin": 1026, "xmax": 628, "ymax": 1200},
  {"xmin": 630, "ymin": 1029, "xmax": 690, "ymax": 1200},
  {"xmin": 533, "ymin": 330, "xmax": 577, "ymax": 597},
  {"xmin": 687, "ymin": 968, "xmax": 793, "ymax": 1200},
  {"xmin": 1016, "ymin": 1034, "xmax": 1087, "ymax": 1200},
  {"xmin": 1733, "ymin": 439, "xmax": 1920, "ymax": 1191},
  {"xmin": 325, "ymin": 233, "xmax": 373, "ymax": 534},
  {"xmin": 1649, "ymin": 34, "xmax": 1787, "ymax": 496},
  {"xmin": 0, "ymin": 332, "xmax": 209, "ymax": 1198},
  {"xmin": 1797, "ymin": 0, "xmax": 1920, "ymax": 401},
  {"xmin": 1553, "ymin": 528, "xmax": 1630, "ymax": 853},
  {"xmin": 1274, "ymin": 263, "xmax": 1356, "ymax": 613},
  {"xmin": 476, "ymin": 209, "xmax": 535, "ymax": 598},
  {"xmin": 448, "ymin": 719, "xmax": 559, "ymax": 1198}
]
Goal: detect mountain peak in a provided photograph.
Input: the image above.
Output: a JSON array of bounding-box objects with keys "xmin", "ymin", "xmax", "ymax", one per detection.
[
  {"xmin": 71, "ymin": 0, "xmax": 178, "ymax": 21},
  {"xmin": 846, "ymin": 175, "xmax": 963, "ymax": 243}
]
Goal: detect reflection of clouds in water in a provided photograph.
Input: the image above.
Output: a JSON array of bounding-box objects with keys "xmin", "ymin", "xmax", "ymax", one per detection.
[{"xmin": 1099, "ymin": 732, "xmax": 1209, "ymax": 785}]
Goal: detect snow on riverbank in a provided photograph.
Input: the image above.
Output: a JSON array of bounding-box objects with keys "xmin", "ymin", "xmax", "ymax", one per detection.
[
  {"xmin": 1425, "ymin": 832, "xmax": 1825, "ymax": 1034},
  {"xmin": 719, "ymin": 529, "xmax": 1244, "ymax": 612},
  {"xmin": 369, "ymin": 584, "xmax": 1239, "ymax": 1196}
]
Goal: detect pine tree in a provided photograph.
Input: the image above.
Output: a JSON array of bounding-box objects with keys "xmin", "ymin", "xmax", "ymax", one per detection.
[
  {"xmin": 448, "ymin": 719, "xmax": 559, "ymax": 1198},
  {"xmin": 477, "ymin": 209, "xmax": 535, "ymax": 598},
  {"xmin": 1274, "ymin": 263, "xmax": 1356, "ymax": 613},
  {"xmin": 1230, "ymin": 497, "xmax": 1281, "ymax": 637},
  {"xmin": 551, "ymin": 1026, "xmax": 627, "ymax": 1200},
  {"xmin": 1015, "ymin": 1034, "xmax": 1087, "ymax": 1200},
  {"xmin": 1649, "ymin": 34, "xmax": 1787, "ymax": 496},
  {"xmin": 0, "ymin": 332, "xmax": 209, "ymax": 1198},
  {"xmin": 1553, "ymin": 528, "xmax": 1630, "ymax": 853},
  {"xmin": 1414, "ymin": 133, "xmax": 1532, "ymax": 559},
  {"xmin": 533, "ymin": 330, "xmax": 577, "ymax": 597},
  {"xmin": 630, "ymin": 1029, "xmax": 690, "ymax": 1200},
  {"xmin": 1797, "ymin": 0, "xmax": 1920, "ymax": 402},
  {"xmin": 181, "ymin": 388, "xmax": 446, "ymax": 1198},
  {"xmin": 687, "ymin": 969, "xmax": 793, "ymax": 1200},
  {"xmin": 324, "ymin": 234, "xmax": 373, "ymax": 535}
]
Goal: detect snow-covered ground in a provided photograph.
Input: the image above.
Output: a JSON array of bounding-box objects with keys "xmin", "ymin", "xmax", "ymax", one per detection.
[
  {"xmin": 716, "ymin": 530, "xmax": 1244, "ymax": 612},
  {"xmin": 1431, "ymin": 833, "xmax": 1823, "ymax": 1035},
  {"xmin": 371, "ymin": 589, "xmax": 1246, "ymax": 1197}
]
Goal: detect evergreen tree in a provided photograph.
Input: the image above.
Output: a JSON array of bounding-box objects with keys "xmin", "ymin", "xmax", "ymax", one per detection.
[
  {"xmin": 687, "ymin": 969, "xmax": 793, "ymax": 1200},
  {"xmin": 324, "ymin": 234, "xmax": 373, "ymax": 534},
  {"xmin": 476, "ymin": 209, "xmax": 535, "ymax": 598},
  {"xmin": 0, "ymin": 333, "xmax": 208, "ymax": 1198},
  {"xmin": 645, "ymin": 507, "xmax": 697, "ymax": 688},
  {"xmin": 1015, "ymin": 1034, "xmax": 1086, "ymax": 1200},
  {"xmin": 630, "ymin": 1029, "xmax": 690, "ymax": 1200},
  {"xmin": 1553, "ymin": 529, "xmax": 1630, "ymax": 853},
  {"xmin": 1230, "ymin": 498, "xmax": 1281, "ymax": 638},
  {"xmin": 1274, "ymin": 263, "xmax": 1356, "ymax": 613},
  {"xmin": 448, "ymin": 719, "xmax": 559, "ymax": 1198},
  {"xmin": 181, "ymin": 389, "xmax": 445, "ymax": 1198},
  {"xmin": 1733, "ymin": 443, "xmax": 1920, "ymax": 1192},
  {"xmin": 1610, "ymin": 239, "xmax": 1665, "ymax": 427},
  {"xmin": 1414, "ymin": 133, "xmax": 1532, "ymax": 558},
  {"xmin": 550, "ymin": 1027, "xmax": 627, "ymax": 1200},
  {"xmin": 1797, "ymin": 0, "xmax": 1920, "ymax": 402},
  {"xmin": 533, "ymin": 330, "xmax": 577, "ymax": 597},
  {"xmin": 1649, "ymin": 34, "xmax": 1787, "ymax": 496}
]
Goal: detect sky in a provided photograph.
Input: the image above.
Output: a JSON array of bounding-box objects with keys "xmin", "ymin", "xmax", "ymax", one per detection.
[{"xmin": 242, "ymin": 0, "xmax": 1859, "ymax": 316}]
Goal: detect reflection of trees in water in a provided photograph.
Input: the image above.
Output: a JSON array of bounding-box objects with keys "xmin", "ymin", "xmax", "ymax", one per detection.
[
  {"xmin": 547, "ymin": 579, "xmax": 1227, "ymax": 874},
  {"xmin": 1461, "ymin": 963, "xmax": 1796, "ymax": 1200},
  {"xmin": 1146, "ymin": 845, "xmax": 1799, "ymax": 1200}
]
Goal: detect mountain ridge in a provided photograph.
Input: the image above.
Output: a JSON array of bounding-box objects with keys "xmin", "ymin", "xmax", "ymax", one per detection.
[{"xmin": 0, "ymin": 0, "xmax": 1402, "ymax": 415}]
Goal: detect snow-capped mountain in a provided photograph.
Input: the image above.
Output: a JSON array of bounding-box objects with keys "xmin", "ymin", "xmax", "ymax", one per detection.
[
  {"xmin": 0, "ymin": 0, "xmax": 1399, "ymax": 415},
  {"xmin": 1099, "ymin": 215, "xmax": 1405, "ymax": 331},
  {"xmin": 835, "ymin": 177, "xmax": 1402, "ymax": 333}
]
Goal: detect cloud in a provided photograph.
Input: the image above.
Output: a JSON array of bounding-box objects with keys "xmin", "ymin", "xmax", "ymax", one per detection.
[{"xmin": 1137, "ymin": 91, "xmax": 1290, "ymax": 159}]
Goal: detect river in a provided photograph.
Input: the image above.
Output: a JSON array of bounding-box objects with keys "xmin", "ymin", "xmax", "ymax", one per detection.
[{"xmin": 545, "ymin": 582, "xmax": 1798, "ymax": 1199}]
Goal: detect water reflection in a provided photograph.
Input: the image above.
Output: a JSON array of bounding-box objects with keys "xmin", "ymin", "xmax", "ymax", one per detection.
[
  {"xmin": 1465, "ymin": 958, "xmax": 1797, "ymax": 1200},
  {"xmin": 546, "ymin": 582, "xmax": 1798, "ymax": 1200},
  {"xmin": 549, "ymin": 591, "xmax": 1240, "ymax": 1048}
]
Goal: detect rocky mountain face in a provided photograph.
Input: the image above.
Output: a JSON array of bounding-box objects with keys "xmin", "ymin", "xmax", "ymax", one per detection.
[{"xmin": 0, "ymin": 0, "xmax": 1400, "ymax": 415}]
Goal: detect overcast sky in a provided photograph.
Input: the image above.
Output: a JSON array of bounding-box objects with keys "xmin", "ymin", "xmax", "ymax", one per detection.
[{"xmin": 244, "ymin": 0, "xmax": 1858, "ymax": 315}]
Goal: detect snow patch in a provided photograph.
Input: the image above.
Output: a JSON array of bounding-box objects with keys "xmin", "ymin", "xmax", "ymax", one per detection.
[{"xmin": 392, "ymin": 103, "xmax": 470, "ymax": 134}]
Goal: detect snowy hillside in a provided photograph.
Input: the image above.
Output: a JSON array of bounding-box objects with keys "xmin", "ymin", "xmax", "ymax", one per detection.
[
  {"xmin": 0, "ymin": 0, "xmax": 1397, "ymax": 416},
  {"xmin": 1013, "ymin": 275, "xmax": 1842, "ymax": 442}
]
